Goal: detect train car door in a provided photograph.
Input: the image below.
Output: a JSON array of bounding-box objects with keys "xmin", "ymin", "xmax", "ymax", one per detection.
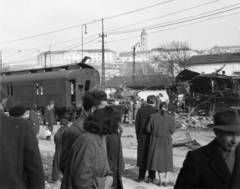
[
  {"xmin": 35, "ymin": 82, "xmax": 44, "ymax": 108},
  {"xmin": 75, "ymin": 82, "xmax": 84, "ymax": 108}
]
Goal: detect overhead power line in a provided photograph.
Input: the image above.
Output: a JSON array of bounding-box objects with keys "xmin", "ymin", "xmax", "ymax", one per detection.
[
  {"xmin": 106, "ymin": 0, "xmax": 220, "ymax": 33},
  {"xmin": 0, "ymin": 0, "xmax": 217, "ymax": 53},
  {"xmin": 0, "ymin": 0, "xmax": 173, "ymax": 45},
  {"xmin": 107, "ymin": 6, "xmax": 240, "ymax": 35}
]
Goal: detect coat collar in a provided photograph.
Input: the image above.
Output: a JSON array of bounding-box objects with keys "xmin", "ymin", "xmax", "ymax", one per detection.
[
  {"xmin": 206, "ymin": 139, "xmax": 240, "ymax": 186},
  {"xmin": 229, "ymin": 145, "xmax": 240, "ymax": 188},
  {"xmin": 145, "ymin": 104, "xmax": 155, "ymax": 109}
]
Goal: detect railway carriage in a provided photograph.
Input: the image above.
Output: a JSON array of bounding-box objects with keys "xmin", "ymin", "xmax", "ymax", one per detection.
[{"xmin": 0, "ymin": 62, "xmax": 100, "ymax": 120}]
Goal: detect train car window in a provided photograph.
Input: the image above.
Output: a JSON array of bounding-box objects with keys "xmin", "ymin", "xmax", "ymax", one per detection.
[
  {"xmin": 84, "ymin": 80, "xmax": 90, "ymax": 92},
  {"xmin": 40, "ymin": 84, "xmax": 43, "ymax": 95},
  {"xmin": 36, "ymin": 84, "xmax": 39, "ymax": 95},
  {"xmin": 11, "ymin": 85, "xmax": 13, "ymax": 96},
  {"xmin": 78, "ymin": 85, "xmax": 83, "ymax": 91},
  {"xmin": 7, "ymin": 86, "xmax": 10, "ymax": 96}
]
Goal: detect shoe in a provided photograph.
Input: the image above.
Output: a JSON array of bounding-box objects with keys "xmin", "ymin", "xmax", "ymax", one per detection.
[
  {"xmin": 147, "ymin": 178, "xmax": 154, "ymax": 183},
  {"xmin": 162, "ymin": 181, "xmax": 168, "ymax": 187},
  {"xmin": 48, "ymin": 179, "xmax": 58, "ymax": 183},
  {"xmin": 137, "ymin": 178, "xmax": 143, "ymax": 183},
  {"xmin": 158, "ymin": 181, "xmax": 162, "ymax": 186}
]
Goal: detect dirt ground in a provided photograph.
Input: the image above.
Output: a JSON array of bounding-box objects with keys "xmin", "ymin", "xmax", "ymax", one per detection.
[{"xmin": 39, "ymin": 123, "xmax": 214, "ymax": 189}]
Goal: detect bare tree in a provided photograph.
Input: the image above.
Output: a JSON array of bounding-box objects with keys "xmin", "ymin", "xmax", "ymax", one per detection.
[{"xmin": 154, "ymin": 41, "xmax": 192, "ymax": 81}]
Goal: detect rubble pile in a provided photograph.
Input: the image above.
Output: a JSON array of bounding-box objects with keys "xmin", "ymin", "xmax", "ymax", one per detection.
[{"xmin": 174, "ymin": 113, "xmax": 213, "ymax": 129}]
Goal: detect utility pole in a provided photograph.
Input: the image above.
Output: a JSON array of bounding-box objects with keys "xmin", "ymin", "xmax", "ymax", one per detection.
[
  {"xmin": 49, "ymin": 44, "xmax": 51, "ymax": 67},
  {"xmin": 82, "ymin": 24, "xmax": 87, "ymax": 60},
  {"xmin": 99, "ymin": 18, "xmax": 107, "ymax": 90},
  {"xmin": 132, "ymin": 42, "xmax": 139, "ymax": 83},
  {"xmin": 0, "ymin": 51, "xmax": 2, "ymax": 73}
]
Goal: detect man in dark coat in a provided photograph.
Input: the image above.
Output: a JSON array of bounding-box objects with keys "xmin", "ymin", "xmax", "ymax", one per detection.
[
  {"xmin": 29, "ymin": 104, "xmax": 41, "ymax": 135},
  {"xmin": 135, "ymin": 95, "xmax": 157, "ymax": 182},
  {"xmin": 49, "ymin": 119, "xmax": 69, "ymax": 183},
  {"xmin": 175, "ymin": 110, "xmax": 240, "ymax": 189},
  {"xmin": 44, "ymin": 100, "xmax": 57, "ymax": 140},
  {"xmin": 0, "ymin": 87, "xmax": 45, "ymax": 189},
  {"xmin": 59, "ymin": 89, "xmax": 108, "ymax": 174}
]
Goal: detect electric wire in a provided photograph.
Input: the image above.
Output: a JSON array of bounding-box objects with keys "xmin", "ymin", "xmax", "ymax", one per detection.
[{"xmin": 0, "ymin": 0, "xmax": 173, "ymax": 45}]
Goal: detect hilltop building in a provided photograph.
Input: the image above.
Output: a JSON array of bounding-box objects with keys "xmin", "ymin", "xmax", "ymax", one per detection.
[{"xmin": 185, "ymin": 53, "xmax": 240, "ymax": 76}]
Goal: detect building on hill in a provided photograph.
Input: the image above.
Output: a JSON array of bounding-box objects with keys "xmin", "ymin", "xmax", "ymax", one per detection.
[
  {"xmin": 185, "ymin": 53, "xmax": 240, "ymax": 76},
  {"xmin": 210, "ymin": 45, "xmax": 240, "ymax": 54},
  {"xmin": 37, "ymin": 49, "xmax": 117, "ymax": 67},
  {"xmin": 140, "ymin": 29, "xmax": 148, "ymax": 51}
]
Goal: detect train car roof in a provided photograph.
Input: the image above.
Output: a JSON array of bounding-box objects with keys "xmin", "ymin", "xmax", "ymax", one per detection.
[
  {"xmin": 1, "ymin": 66, "xmax": 98, "ymax": 83},
  {"xmin": 0, "ymin": 62, "xmax": 95, "ymax": 76}
]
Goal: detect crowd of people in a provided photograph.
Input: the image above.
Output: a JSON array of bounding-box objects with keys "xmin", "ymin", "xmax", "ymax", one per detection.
[{"xmin": 1, "ymin": 86, "xmax": 240, "ymax": 189}]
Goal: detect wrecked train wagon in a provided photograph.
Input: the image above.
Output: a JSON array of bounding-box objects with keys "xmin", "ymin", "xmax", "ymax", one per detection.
[{"xmin": 168, "ymin": 69, "xmax": 240, "ymax": 115}]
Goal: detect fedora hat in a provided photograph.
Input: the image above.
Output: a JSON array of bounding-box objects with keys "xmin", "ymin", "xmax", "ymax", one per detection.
[{"xmin": 211, "ymin": 110, "xmax": 240, "ymax": 132}]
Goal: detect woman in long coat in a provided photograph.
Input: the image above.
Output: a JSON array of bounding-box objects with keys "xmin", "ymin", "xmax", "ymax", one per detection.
[
  {"xmin": 146, "ymin": 102, "xmax": 175, "ymax": 186},
  {"xmin": 60, "ymin": 106, "xmax": 122, "ymax": 189}
]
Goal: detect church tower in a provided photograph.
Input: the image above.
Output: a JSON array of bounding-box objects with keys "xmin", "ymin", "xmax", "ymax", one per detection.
[{"xmin": 140, "ymin": 29, "xmax": 148, "ymax": 51}]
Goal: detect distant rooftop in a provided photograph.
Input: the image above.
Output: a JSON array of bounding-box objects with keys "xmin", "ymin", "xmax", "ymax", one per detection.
[{"xmin": 185, "ymin": 53, "xmax": 240, "ymax": 65}]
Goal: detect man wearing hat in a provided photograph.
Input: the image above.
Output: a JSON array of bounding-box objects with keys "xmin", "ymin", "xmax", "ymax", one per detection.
[
  {"xmin": 175, "ymin": 110, "xmax": 240, "ymax": 189},
  {"xmin": 0, "ymin": 87, "xmax": 45, "ymax": 189},
  {"xmin": 44, "ymin": 100, "xmax": 57, "ymax": 140},
  {"xmin": 49, "ymin": 119, "xmax": 70, "ymax": 183}
]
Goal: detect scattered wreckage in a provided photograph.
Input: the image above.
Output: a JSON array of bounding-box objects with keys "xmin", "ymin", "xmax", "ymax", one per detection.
[{"xmin": 167, "ymin": 69, "xmax": 240, "ymax": 116}]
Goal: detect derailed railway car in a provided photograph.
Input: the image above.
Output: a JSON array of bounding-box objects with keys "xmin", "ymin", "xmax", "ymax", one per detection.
[
  {"xmin": 0, "ymin": 62, "xmax": 100, "ymax": 120},
  {"xmin": 167, "ymin": 69, "xmax": 240, "ymax": 115}
]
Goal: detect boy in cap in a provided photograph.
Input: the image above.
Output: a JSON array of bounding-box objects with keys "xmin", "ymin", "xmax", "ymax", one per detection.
[
  {"xmin": 49, "ymin": 119, "xmax": 69, "ymax": 183},
  {"xmin": 175, "ymin": 110, "xmax": 240, "ymax": 189}
]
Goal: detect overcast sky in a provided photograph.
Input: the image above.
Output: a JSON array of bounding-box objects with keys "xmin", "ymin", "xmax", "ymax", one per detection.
[{"xmin": 1, "ymin": 0, "xmax": 240, "ymax": 64}]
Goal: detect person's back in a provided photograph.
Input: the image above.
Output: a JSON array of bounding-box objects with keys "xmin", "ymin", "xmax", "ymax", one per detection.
[
  {"xmin": 59, "ymin": 114, "xmax": 86, "ymax": 173},
  {"xmin": 0, "ymin": 110, "xmax": 45, "ymax": 189}
]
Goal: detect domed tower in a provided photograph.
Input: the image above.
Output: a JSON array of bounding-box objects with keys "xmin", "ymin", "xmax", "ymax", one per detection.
[{"xmin": 140, "ymin": 29, "xmax": 148, "ymax": 51}]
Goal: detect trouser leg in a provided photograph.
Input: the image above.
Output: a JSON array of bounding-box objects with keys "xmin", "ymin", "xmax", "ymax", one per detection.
[
  {"xmin": 48, "ymin": 124, "xmax": 53, "ymax": 133},
  {"xmin": 148, "ymin": 170, "xmax": 156, "ymax": 179},
  {"xmin": 138, "ymin": 167, "xmax": 147, "ymax": 179}
]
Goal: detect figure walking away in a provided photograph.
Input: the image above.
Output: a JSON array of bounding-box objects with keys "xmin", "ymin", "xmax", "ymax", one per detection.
[
  {"xmin": 135, "ymin": 95, "xmax": 157, "ymax": 183},
  {"xmin": 49, "ymin": 119, "xmax": 69, "ymax": 183},
  {"xmin": 146, "ymin": 102, "xmax": 175, "ymax": 186}
]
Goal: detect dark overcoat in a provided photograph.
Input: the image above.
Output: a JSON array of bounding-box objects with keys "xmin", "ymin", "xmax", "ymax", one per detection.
[
  {"xmin": 60, "ymin": 132, "xmax": 114, "ymax": 189},
  {"xmin": 175, "ymin": 139, "xmax": 240, "ymax": 189},
  {"xmin": 0, "ymin": 110, "xmax": 45, "ymax": 189},
  {"xmin": 135, "ymin": 105, "xmax": 157, "ymax": 168},
  {"xmin": 29, "ymin": 110, "xmax": 40, "ymax": 135},
  {"xmin": 59, "ymin": 111, "xmax": 87, "ymax": 173},
  {"xmin": 44, "ymin": 106, "xmax": 56, "ymax": 127},
  {"xmin": 146, "ymin": 112, "xmax": 175, "ymax": 172},
  {"xmin": 106, "ymin": 133, "xmax": 125, "ymax": 189},
  {"xmin": 52, "ymin": 125, "xmax": 69, "ymax": 180}
]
